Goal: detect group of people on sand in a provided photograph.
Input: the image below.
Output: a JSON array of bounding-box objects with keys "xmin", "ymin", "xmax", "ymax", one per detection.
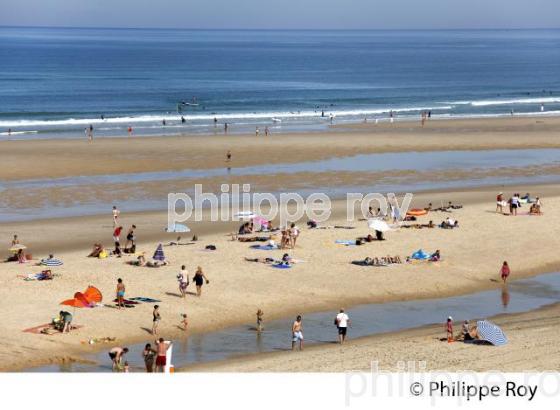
[
  {"xmin": 496, "ymin": 192, "xmax": 542, "ymax": 215},
  {"xmin": 176, "ymin": 265, "xmax": 209, "ymax": 298},
  {"xmin": 446, "ymin": 317, "xmax": 481, "ymax": 343},
  {"xmin": 234, "ymin": 220, "xmax": 300, "ymax": 249}
]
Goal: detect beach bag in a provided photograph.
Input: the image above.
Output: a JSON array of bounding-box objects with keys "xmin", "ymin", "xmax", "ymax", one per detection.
[{"xmin": 205, "ymin": 245, "xmax": 216, "ymax": 250}]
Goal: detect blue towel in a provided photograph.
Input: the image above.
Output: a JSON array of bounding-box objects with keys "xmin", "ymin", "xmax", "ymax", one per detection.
[
  {"xmin": 335, "ymin": 240, "xmax": 356, "ymax": 246},
  {"xmin": 250, "ymin": 245, "xmax": 278, "ymax": 250},
  {"xmin": 272, "ymin": 263, "xmax": 292, "ymax": 269}
]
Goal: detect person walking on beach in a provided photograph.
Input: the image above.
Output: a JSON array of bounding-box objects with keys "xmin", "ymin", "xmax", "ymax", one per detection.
[
  {"xmin": 109, "ymin": 346, "xmax": 128, "ymax": 371},
  {"xmin": 116, "ymin": 278, "xmax": 126, "ymax": 309},
  {"xmin": 89, "ymin": 124, "xmax": 94, "ymax": 141},
  {"xmin": 446, "ymin": 316, "xmax": 454, "ymax": 342},
  {"xmin": 335, "ymin": 308, "xmax": 351, "ymax": 344},
  {"xmin": 152, "ymin": 305, "xmax": 161, "ymax": 335},
  {"xmin": 496, "ymin": 192, "xmax": 504, "ymax": 213},
  {"xmin": 142, "ymin": 343, "xmax": 156, "ymax": 372},
  {"xmin": 112, "ymin": 205, "xmax": 120, "ymax": 226},
  {"xmin": 224, "ymin": 122, "xmax": 228, "ymax": 133},
  {"xmin": 193, "ymin": 266, "xmax": 209, "ymax": 297},
  {"xmin": 154, "ymin": 338, "xmax": 170, "ymax": 372},
  {"xmin": 500, "ymin": 261, "xmax": 511, "ymax": 283},
  {"xmin": 127, "ymin": 126, "xmax": 133, "ymax": 136},
  {"xmin": 264, "ymin": 126, "xmax": 269, "ymax": 136},
  {"xmin": 289, "ymin": 223, "xmax": 300, "ymax": 248},
  {"xmin": 255, "ymin": 126, "xmax": 260, "ymax": 136},
  {"xmin": 226, "ymin": 150, "xmax": 232, "ymax": 163},
  {"xmin": 177, "ymin": 265, "xmax": 189, "ymax": 298},
  {"xmin": 292, "ymin": 315, "xmax": 304, "ymax": 351},
  {"xmin": 113, "ymin": 225, "xmax": 123, "ymax": 257}
]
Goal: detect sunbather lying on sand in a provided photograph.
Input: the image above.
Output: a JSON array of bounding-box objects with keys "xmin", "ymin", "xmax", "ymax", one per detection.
[
  {"xmin": 352, "ymin": 256, "xmax": 403, "ymax": 266},
  {"xmin": 126, "ymin": 253, "xmax": 146, "ymax": 266},
  {"xmin": 402, "ymin": 220, "xmax": 436, "ymax": 229},
  {"xmin": 146, "ymin": 259, "xmax": 169, "ymax": 268},
  {"xmin": 231, "ymin": 233, "xmax": 275, "ymax": 242}
]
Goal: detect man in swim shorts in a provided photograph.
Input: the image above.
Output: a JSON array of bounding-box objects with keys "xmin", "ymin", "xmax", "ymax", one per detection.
[
  {"xmin": 109, "ymin": 346, "xmax": 128, "ymax": 371},
  {"xmin": 154, "ymin": 338, "xmax": 171, "ymax": 372},
  {"xmin": 292, "ymin": 315, "xmax": 304, "ymax": 351}
]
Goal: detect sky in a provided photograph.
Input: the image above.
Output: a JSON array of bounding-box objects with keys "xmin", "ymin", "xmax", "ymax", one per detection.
[{"xmin": 1, "ymin": 0, "xmax": 560, "ymax": 30}]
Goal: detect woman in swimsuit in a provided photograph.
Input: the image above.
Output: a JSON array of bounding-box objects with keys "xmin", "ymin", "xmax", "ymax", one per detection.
[
  {"xmin": 500, "ymin": 261, "xmax": 510, "ymax": 283},
  {"xmin": 193, "ymin": 266, "xmax": 209, "ymax": 297},
  {"xmin": 152, "ymin": 305, "xmax": 161, "ymax": 335}
]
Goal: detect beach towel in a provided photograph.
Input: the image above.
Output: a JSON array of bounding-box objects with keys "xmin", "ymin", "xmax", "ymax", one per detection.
[
  {"xmin": 335, "ymin": 240, "xmax": 356, "ymax": 246},
  {"xmin": 129, "ymin": 297, "xmax": 161, "ymax": 303},
  {"xmin": 23, "ymin": 323, "xmax": 83, "ymax": 335},
  {"xmin": 250, "ymin": 244, "xmax": 279, "ymax": 250},
  {"xmin": 40, "ymin": 258, "xmax": 63, "ymax": 266},
  {"xmin": 272, "ymin": 263, "xmax": 292, "ymax": 269},
  {"xmin": 112, "ymin": 298, "xmax": 140, "ymax": 305},
  {"xmin": 411, "ymin": 249, "xmax": 431, "ymax": 260}
]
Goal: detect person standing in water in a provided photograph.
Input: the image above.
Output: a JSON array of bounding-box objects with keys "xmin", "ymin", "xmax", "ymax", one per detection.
[
  {"xmin": 335, "ymin": 308, "xmax": 351, "ymax": 344},
  {"xmin": 255, "ymin": 126, "xmax": 260, "ymax": 136},
  {"xmin": 154, "ymin": 338, "xmax": 170, "ymax": 373},
  {"xmin": 500, "ymin": 261, "xmax": 511, "ymax": 283},
  {"xmin": 224, "ymin": 122, "xmax": 228, "ymax": 133},
  {"xmin": 264, "ymin": 126, "xmax": 269, "ymax": 136},
  {"xmin": 256, "ymin": 309, "xmax": 264, "ymax": 332},
  {"xmin": 291, "ymin": 315, "xmax": 304, "ymax": 351}
]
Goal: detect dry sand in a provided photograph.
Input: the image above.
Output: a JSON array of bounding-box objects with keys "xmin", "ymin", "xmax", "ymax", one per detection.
[{"xmin": 1, "ymin": 190, "xmax": 560, "ymax": 371}]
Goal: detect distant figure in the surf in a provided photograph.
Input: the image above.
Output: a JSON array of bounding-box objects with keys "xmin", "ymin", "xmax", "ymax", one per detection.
[
  {"xmin": 162, "ymin": 119, "xmax": 166, "ymax": 126},
  {"xmin": 181, "ymin": 116, "xmax": 186, "ymax": 124},
  {"xmin": 264, "ymin": 126, "xmax": 269, "ymax": 136},
  {"xmin": 224, "ymin": 123, "xmax": 228, "ymax": 133},
  {"xmin": 255, "ymin": 127, "xmax": 260, "ymax": 137},
  {"xmin": 214, "ymin": 117, "xmax": 218, "ymax": 127},
  {"xmin": 128, "ymin": 126, "xmax": 133, "ymax": 136}
]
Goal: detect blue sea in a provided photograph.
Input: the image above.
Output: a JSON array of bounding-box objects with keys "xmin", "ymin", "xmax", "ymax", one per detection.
[{"xmin": 1, "ymin": 27, "xmax": 560, "ymax": 139}]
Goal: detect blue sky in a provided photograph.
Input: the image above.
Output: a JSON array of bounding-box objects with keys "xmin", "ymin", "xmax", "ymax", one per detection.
[{"xmin": 1, "ymin": 0, "xmax": 559, "ymax": 29}]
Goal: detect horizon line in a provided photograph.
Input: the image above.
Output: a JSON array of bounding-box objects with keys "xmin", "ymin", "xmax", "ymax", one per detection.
[{"xmin": 1, "ymin": 24, "xmax": 560, "ymax": 31}]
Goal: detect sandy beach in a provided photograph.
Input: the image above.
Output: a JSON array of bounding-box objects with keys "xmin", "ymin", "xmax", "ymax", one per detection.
[
  {"xmin": 1, "ymin": 116, "xmax": 560, "ymax": 372},
  {"xmin": 1, "ymin": 186, "xmax": 560, "ymax": 371}
]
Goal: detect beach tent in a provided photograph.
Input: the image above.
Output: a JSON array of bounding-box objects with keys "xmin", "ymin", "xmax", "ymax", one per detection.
[
  {"xmin": 368, "ymin": 219, "xmax": 391, "ymax": 232},
  {"xmin": 60, "ymin": 286, "xmax": 103, "ymax": 308},
  {"xmin": 476, "ymin": 320, "xmax": 508, "ymax": 346},
  {"xmin": 411, "ymin": 249, "xmax": 431, "ymax": 260},
  {"xmin": 153, "ymin": 244, "xmax": 165, "ymax": 261},
  {"xmin": 167, "ymin": 223, "xmax": 190, "ymax": 233}
]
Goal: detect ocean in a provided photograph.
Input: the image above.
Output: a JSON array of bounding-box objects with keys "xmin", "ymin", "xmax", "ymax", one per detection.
[{"xmin": 1, "ymin": 27, "xmax": 560, "ymax": 139}]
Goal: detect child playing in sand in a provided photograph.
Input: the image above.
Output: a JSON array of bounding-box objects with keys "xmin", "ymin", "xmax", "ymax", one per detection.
[
  {"xmin": 500, "ymin": 261, "xmax": 511, "ymax": 283},
  {"xmin": 181, "ymin": 313, "xmax": 188, "ymax": 331}
]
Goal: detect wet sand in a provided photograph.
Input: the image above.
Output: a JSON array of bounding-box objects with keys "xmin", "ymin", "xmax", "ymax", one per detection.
[
  {"xmin": 184, "ymin": 303, "xmax": 560, "ymax": 372},
  {"xmin": 3, "ymin": 116, "xmax": 560, "ymax": 182}
]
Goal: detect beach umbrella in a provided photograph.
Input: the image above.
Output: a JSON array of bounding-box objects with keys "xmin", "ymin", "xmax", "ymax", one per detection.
[
  {"xmin": 41, "ymin": 258, "xmax": 63, "ymax": 267},
  {"xmin": 9, "ymin": 244, "xmax": 27, "ymax": 252},
  {"xmin": 368, "ymin": 219, "xmax": 391, "ymax": 232},
  {"xmin": 235, "ymin": 211, "xmax": 255, "ymax": 220},
  {"xmin": 476, "ymin": 320, "xmax": 508, "ymax": 346},
  {"xmin": 167, "ymin": 223, "xmax": 190, "ymax": 233},
  {"xmin": 153, "ymin": 244, "xmax": 165, "ymax": 261}
]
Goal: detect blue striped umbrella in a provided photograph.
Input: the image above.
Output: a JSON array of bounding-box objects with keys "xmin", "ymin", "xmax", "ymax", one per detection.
[
  {"xmin": 41, "ymin": 258, "xmax": 63, "ymax": 267},
  {"xmin": 476, "ymin": 320, "xmax": 508, "ymax": 346},
  {"xmin": 153, "ymin": 244, "xmax": 165, "ymax": 261}
]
